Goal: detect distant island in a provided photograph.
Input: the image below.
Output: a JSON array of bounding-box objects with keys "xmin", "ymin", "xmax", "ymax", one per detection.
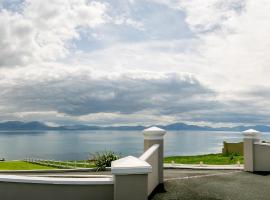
[{"xmin": 0, "ymin": 121, "xmax": 270, "ymax": 132}]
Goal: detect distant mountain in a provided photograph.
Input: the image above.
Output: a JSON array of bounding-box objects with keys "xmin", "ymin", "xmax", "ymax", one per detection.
[
  {"xmin": 0, "ymin": 121, "xmax": 146, "ymax": 131},
  {"xmin": 0, "ymin": 121, "xmax": 50, "ymax": 130},
  {"xmin": 160, "ymin": 123, "xmax": 213, "ymax": 131},
  {"xmin": 1, "ymin": 121, "xmax": 270, "ymax": 132}
]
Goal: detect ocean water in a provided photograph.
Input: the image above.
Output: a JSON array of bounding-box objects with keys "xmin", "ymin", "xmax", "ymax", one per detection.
[{"xmin": 0, "ymin": 130, "xmax": 269, "ymax": 160}]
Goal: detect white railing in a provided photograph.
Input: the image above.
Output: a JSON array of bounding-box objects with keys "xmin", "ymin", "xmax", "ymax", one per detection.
[{"xmin": 24, "ymin": 158, "xmax": 94, "ymax": 169}]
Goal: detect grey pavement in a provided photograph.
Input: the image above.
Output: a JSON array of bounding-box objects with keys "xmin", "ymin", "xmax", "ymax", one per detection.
[{"xmin": 152, "ymin": 169, "xmax": 270, "ymax": 200}]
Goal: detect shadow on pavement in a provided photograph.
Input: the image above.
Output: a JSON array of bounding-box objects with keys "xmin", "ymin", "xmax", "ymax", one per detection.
[
  {"xmin": 149, "ymin": 183, "xmax": 166, "ymax": 200},
  {"xmin": 253, "ymin": 171, "xmax": 270, "ymax": 176}
]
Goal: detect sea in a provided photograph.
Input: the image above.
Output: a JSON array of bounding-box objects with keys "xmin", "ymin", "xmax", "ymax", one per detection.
[{"xmin": 0, "ymin": 130, "xmax": 269, "ymax": 160}]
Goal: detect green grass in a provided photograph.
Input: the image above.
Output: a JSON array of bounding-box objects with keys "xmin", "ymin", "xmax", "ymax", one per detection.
[
  {"xmin": 0, "ymin": 154, "xmax": 244, "ymax": 170},
  {"xmin": 0, "ymin": 161, "xmax": 57, "ymax": 170},
  {"xmin": 164, "ymin": 153, "xmax": 244, "ymax": 165}
]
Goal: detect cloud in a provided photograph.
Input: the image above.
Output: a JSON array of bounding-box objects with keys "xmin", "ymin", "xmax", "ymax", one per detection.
[
  {"xmin": 1, "ymin": 0, "xmax": 270, "ymax": 126},
  {"xmin": 0, "ymin": 0, "xmax": 108, "ymax": 67},
  {"xmin": 0, "ymin": 69, "xmax": 216, "ymax": 118},
  {"xmin": 2, "ymin": 66, "xmax": 269, "ymax": 126},
  {"xmin": 144, "ymin": 0, "xmax": 270, "ymax": 95},
  {"xmin": 150, "ymin": 0, "xmax": 245, "ymax": 32}
]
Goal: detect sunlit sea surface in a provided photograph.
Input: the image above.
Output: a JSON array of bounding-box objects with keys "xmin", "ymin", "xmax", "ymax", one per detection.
[{"xmin": 0, "ymin": 130, "xmax": 269, "ymax": 160}]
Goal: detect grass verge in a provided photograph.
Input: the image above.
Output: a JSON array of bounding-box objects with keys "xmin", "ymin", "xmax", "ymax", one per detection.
[
  {"xmin": 0, "ymin": 161, "xmax": 57, "ymax": 170},
  {"xmin": 164, "ymin": 153, "xmax": 244, "ymax": 165},
  {"xmin": 0, "ymin": 153, "xmax": 244, "ymax": 170}
]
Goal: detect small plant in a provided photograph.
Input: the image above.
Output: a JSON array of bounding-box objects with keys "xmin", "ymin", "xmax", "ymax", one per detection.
[
  {"xmin": 90, "ymin": 151, "xmax": 119, "ymax": 171},
  {"xmin": 225, "ymin": 152, "xmax": 241, "ymax": 163}
]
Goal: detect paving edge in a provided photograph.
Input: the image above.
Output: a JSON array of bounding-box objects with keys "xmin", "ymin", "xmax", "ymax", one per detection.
[{"xmin": 164, "ymin": 164, "xmax": 244, "ymax": 170}]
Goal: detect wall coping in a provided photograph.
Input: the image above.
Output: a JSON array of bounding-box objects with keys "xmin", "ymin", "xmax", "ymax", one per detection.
[
  {"xmin": 0, "ymin": 168, "xmax": 111, "ymax": 174},
  {"xmin": 111, "ymin": 156, "xmax": 152, "ymax": 175},
  {"xmin": 139, "ymin": 144, "xmax": 159, "ymax": 161},
  {"xmin": 254, "ymin": 142, "xmax": 270, "ymax": 146},
  {"xmin": 0, "ymin": 174, "xmax": 114, "ymax": 185},
  {"xmin": 143, "ymin": 126, "xmax": 166, "ymax": 140},
  {"xmin": 243, "ymin": 129, "xmax": 261, "ymax": 139}
]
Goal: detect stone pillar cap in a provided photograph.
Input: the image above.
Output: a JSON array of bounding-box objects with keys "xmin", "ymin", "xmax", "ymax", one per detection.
[
  {"xmin": 111, "ymin": 156, "xmax": 152, "ymax": 175},
  {"xmin": 143, "ymin": 126, "xmax": 166, "ymax": 140},
  {"xmin": 243, "ymin": 129, "xmax": 261, "ymax": 138}
]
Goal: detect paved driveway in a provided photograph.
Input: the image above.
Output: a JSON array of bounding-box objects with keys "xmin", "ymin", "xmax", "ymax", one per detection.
[{"xmin": 152, "ymin": 169, "xmax": 270, "ymax": 200}]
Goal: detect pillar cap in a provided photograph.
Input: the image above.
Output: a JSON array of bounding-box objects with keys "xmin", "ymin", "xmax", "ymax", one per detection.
[
  {"xmin": 243, "ymin": 129, "xmax": 261, "ymax": 138},
  {"xmin": 143, "ymin": 126, "xmax": 166, "ymax": 140},
  {"xmin": 111, "ymin": 156, "xmax": 152, "ymax": 175}
]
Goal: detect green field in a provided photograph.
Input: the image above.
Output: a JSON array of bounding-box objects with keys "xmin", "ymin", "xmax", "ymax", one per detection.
[
  {"xmin": 164, "ymin": 153, "xmax": 244, "ymax": 165},
  {"xmin": 0, "ymin": 161, "xmax": 56, "ymax": 170},
  {"xmin": 0, "ymin": 154, "xmax": 244, "ymax": 170}
]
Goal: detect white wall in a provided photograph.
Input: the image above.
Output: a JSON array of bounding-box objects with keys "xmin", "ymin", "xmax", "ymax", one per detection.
[
  {"xmin": 140, "ymin": 144, "xmax": 159, "ymax": 195},
  {"xmin": 254, "ymin": 143, "xmax": 270, "ymax": 171}
]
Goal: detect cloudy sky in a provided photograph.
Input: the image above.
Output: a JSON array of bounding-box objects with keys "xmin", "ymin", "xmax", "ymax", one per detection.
[{"xmin": 0, "ymin": 0, "xmax": 270, "ymax": 127}]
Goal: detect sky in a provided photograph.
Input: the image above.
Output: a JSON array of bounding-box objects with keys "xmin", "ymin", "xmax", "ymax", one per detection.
[{"xmin": 0, "ymin": 0, "xmax": 270, "ymax": 127}]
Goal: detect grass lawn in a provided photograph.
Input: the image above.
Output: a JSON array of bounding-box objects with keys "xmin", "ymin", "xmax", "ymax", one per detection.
[
  {"xmin": 0, "ymin": 161, "xmax": 57, "ymax": 170},
  {"xmin": 164, "ymin": 153, "xmax": 244, "ymax": 165}
]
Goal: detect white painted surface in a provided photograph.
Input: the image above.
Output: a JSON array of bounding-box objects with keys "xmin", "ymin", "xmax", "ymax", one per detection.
[
  {"xmin": 140, "ymin": 144, "xmax": 159, "ymax": 196},
  {"xmin": 111, "ymin": 156, "xmax": 152, "ymax": 175},
  {"xmin": 254, "ymin": 143, "xmax": 270, "ymax": 171},
  {"xmin": 243, "ymin": 129, "xmax": 261, "ymax": 139},
  {"xmin": 243, "ymin": 129, "xmax": 259, "ymax": 133},
  {"xmin": 143, "ymin": 126, "xmax": 166, "ymax": 140},
  {"xmin": 0, "ymin": 175, "xmax": 114, "ymax": 185},
  {"xmin": 139, "ymin": 144, "xmax": 159, "ymax": 161},
  {"xmin": 254, "ymin": 142, "xmax": 270, "ymax": 146}
]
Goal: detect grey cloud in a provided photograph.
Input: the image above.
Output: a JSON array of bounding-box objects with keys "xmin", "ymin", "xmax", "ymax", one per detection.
[
  {"xmin": 0, "ymin": 72, "xmax": 216, "ymax": 117},
  {"xmin": 177, "ymin": 97, "xmax": 270, "ymax": 125},
  {"xmin": 243, "ymin": 87, "xmax": 270, "ymax": 99},
  {"xmin": 188, "ymin": 111, "xmax": 270, "ymax": 124},
  {"xmin": 2, "ymin": 70, "xmax": 270, "ymax": 126}
]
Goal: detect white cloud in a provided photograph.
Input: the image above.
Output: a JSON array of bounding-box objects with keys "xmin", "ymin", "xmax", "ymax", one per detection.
[
  {"xmin": 147, "ymin": 0, "xmax": 270, "ymax": 95},
  {"xmin": 1, "ymin": 0, "xmax": 270, "ymax": 126},
  {"xmin": 156, "ymin": 0, "xmax": 245, "ymax": 32},
  {"xmin": 0, "ymin": 0, "xmax": 107, "ymax": 67}
]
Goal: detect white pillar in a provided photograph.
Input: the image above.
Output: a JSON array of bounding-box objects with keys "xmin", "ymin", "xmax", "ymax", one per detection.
[
  {"xmin": 143, "ymin": 126, "xmax": 166, "ymax": 184},
  {"xmin": 111, "ymin": 156, "xmax": 152, "ymax": 200},
  {"xmin": 243, "ymin": 129, "xmax": 261, "ymax": 172}
]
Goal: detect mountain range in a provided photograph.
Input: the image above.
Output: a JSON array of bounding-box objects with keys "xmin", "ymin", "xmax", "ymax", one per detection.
[{"xmin": 0, "ymin": 121, "xmax": 270, "ymax": 132}]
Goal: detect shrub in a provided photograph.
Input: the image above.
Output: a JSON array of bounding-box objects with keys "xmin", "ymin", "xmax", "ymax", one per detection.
[{"xmin": 90, "ymin": 151, "xmax": 119, "ymax": 171}]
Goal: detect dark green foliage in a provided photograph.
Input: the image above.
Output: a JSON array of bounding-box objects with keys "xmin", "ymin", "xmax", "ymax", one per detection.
[{"xmin": 91, "ymin": 151, "xmax": 119, "ymax": 171}]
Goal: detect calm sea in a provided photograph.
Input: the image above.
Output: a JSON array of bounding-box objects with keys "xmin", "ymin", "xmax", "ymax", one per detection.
[{"xmin": 0, "ymin": 130, "xmax": 269, "ymax": 160}]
